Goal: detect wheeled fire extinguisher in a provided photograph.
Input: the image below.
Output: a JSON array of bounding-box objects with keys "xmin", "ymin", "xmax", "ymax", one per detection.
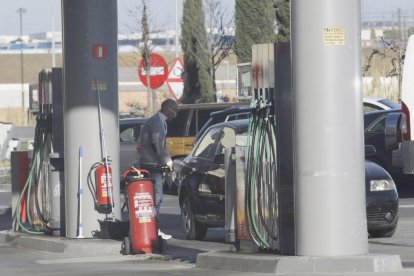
[
  {"xmin": 88, "ymin": 158, "xmax": 113, "ymax": 214},
  {"xmin": 121, "ymin": 169, "xmax": 161, "ymax": 254}
]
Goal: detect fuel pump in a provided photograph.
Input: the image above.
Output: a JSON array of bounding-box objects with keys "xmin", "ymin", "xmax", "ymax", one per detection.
[
  {"xmin": 12, "ymin": 68, "xmax": 65, "ymax": 236},
  {"xmin": 228, "ymin": 43, "xmax": 294, "ymax": 254}
]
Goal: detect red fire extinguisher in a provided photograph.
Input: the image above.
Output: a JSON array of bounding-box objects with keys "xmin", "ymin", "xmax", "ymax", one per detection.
[
  {"xmin": 122, "ymin": 169, "xmax": 160, "ymax": 254},
  {"xmin": 94, "ymin": 161, "xmax": 113, "ymax": 214}
]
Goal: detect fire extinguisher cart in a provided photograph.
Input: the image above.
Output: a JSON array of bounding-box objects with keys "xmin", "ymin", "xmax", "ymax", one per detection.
[{"xmin": 121, "ymin": 169, "xmax": 163, "ymax": 255}]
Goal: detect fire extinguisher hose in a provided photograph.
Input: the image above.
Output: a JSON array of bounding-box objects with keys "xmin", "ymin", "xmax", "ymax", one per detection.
[{"xmin": 96, "ymin": 78, "xmax": 115, "ymax": 220}]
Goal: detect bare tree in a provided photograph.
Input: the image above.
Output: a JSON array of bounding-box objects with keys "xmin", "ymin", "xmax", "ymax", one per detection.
[
  {"xmin": 204, "ymin": 0, "xmax": 235, "ymax": 96},
  {"xmin": 127, "ymin": 0, "xmax": 158, "ymax": 115},
  {"xmin": 362, "ymin": 37, "xmax": 406, "ymax": 100}
]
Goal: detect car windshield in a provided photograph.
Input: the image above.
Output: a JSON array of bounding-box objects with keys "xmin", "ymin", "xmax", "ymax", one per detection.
[{"xmin": 193, "ymin": 127, "xmax": 221, "ymax": 159}]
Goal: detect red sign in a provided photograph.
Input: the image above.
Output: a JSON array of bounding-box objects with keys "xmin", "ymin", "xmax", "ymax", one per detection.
[
  {"xmin": 138, "ymin": 53, "xmax": 168, "ymax": 89},
  {"xmin": 93, "ymin": 44, "xmax": 107, "ymax": 59}
]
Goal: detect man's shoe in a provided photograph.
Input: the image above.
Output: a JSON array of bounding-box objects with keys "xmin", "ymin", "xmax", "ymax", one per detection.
[{"xmin": 158, "ymin": 229, "xmax": 172, "ymax": 240}]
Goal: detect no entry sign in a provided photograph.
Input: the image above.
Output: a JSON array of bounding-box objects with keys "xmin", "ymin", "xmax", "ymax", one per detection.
[{"xmin": 138, "ymin": 53, "xmax": 168, "ymax": 89}]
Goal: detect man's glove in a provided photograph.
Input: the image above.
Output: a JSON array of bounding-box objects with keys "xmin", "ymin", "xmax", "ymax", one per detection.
[{"xmin": 166, "ymin": 160, "xmax": 173, "ymax": 171}]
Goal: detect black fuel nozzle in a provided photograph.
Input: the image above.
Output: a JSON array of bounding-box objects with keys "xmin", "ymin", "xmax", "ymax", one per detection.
[{"xmin": 102, "ymin": 156, "xmax": 112, "ymax": 164}]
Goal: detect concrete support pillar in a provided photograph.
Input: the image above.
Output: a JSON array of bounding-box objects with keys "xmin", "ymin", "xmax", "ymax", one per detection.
[
  {"xmin": 62, "ymin": 0, "xmax": 120, "ymax": 238},
  {"xmin": 292, "ymin": 0, "xmax": 368, "ymax": 255}
]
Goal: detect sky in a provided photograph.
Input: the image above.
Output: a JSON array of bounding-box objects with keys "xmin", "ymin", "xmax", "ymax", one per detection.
[
  {"xmin": 1, "ymin": 0, "xmax": 414, "ymax": 37},
  {"xmin": 0, "ymin": 0, "xmax": 235, "ymax": 36}
]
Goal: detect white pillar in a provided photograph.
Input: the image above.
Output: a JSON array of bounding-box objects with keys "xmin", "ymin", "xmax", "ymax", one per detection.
[{"xmin": 292, "ymin": 0, "xmax": 368, "ymax": 256}]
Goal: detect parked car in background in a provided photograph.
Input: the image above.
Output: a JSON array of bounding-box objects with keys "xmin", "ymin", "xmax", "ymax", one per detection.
[
  {"xmin": 118, "ymin": 102, "xmax": 246, "ymax": 188},
  {"xmin": 119, "ymin": 117, "xmax": 147, "ymax": 181},
  {"xmin": 174, "ymin": 119, "xmax": 399, "ymax": 240},
  {"xmin": 166, "ymin": 102, "xmax": 247, "ymax": 160},
  {"xmin": 195, "ymin": 106, "xmax": 250, "ymax": 142},
  {"xmin": 363, "ymin": 108, "xmax": 408, "ymax": 182},
  {"xmin": 365, "ymin": 159, "xmax": 399, "ymax": 238},
  {"xmin": 363, "ymin": 96, "xmax": 400, "ymax": 113}
]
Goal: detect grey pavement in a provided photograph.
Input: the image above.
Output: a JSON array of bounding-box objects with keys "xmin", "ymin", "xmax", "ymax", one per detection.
[
  {"xmin": 1, "ymin": 193, "xmax": 414, "ymax": 275},
  {"xmin": 0, "ymin": 229, "xmax": 414, "ymax": 275}
]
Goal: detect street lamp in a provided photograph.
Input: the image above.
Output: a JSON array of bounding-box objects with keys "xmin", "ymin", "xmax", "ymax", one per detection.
[
  {"xmin": 175, "ymin": 0, "xmax": 179, "ymax": 58},
  {"xmin": 17, "ymin": 7, "xmax": 27, "ymax": 114},
  {"xmin": 51, "ymin": 0, "xmax": 56, "ymax": 67},
  {"xmin": 223, "ymin": 60, "xmax": 229, "ymax": 90}
]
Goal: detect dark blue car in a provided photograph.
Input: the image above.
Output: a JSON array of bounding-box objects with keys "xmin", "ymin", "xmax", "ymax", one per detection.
[{"xmin": 174, "ymin": 119, "xmax": 399, "ymax": 240}]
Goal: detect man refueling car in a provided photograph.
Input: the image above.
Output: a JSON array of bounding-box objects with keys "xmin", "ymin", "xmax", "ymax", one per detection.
[{"xmin": 138, "ymin": 98, "xmax": 179, "ymax": 240}]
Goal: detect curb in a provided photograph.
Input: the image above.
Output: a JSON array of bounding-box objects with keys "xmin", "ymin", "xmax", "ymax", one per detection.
[
  {"xmin": 0, "ymin": 230, "xmax": 172, "ymax": 260},
  {"xmin": 0, "ymin": 230, "xmax": 120, "ymax": 255},
  {"xmin": 196, "ymin": 251, "xmax": 403, "ymax": 274}
]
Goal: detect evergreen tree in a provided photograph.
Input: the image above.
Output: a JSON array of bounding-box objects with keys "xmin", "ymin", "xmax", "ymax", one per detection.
[
  {"xmin": 235, "ymin": 0, "xmax": 276, "ymax": 63},
  {"xmin": 274, "ymin": 0, "xmax": 290, "ymax": 42},
  {"xmin": 181, "ymin": 0, "xmax": 214, "ymax": 103}
]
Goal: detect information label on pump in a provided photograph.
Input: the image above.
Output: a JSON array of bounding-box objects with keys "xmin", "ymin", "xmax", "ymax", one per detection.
[
  {"xmin": 323, "ymin": 27, "xmax": 345, "ymax": 46},
  {"xmin": 91, "ymin": 80, "xmax": 108, "ymax": 91}
]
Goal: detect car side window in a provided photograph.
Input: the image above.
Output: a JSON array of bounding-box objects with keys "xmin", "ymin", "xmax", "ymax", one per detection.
[
  {"xmin": 167, "ymin": 110, "xmax": 190, "ymax": 137},
  {"xmin": 193, "ymin": 127, "xmax": 222, "ymax": 159},
  {"xmin": 363, "ymin": 103, "xmax": 382, "ymax": 113},
  {"xmin": 189, "ymin": 109, "xmax": 216, "ymax": 136},
  {"xmin": 120, "ymin": 126, "xmax": 134, "ymax": 142},
  {"xmin": 367, "ymin": 115, "xmax": 386, "ymax": 133}
]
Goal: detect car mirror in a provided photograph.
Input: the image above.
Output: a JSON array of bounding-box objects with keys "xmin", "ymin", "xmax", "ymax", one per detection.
[{"xmin": 365, "ymin": 145, "xmax": 376, "ymax": 158}]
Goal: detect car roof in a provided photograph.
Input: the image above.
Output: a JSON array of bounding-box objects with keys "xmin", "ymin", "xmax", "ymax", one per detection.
[
  {"xmin": 177, "ymin": 102, "xmax": 246, "ymax": 110},
  {"xmin": 119, "ymin": 117, "xmax": 147, "ymax": 124},
  {"xmin": 363, "ymin": 96, "xmax": 400, "ymax": 110},
  {"xmin": 206, "ymin": 119, "xmax": 250, "ymax": 133},
  {"xmin": 195, "ymin": 106, "xmax": 251, "ymax": 141},
  {"xmin": 209, "ymin": 106, "xmax": 251, "ymax": 117}
]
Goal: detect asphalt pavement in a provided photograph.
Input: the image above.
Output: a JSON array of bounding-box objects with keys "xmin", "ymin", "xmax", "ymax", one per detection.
[{"xmin": 1, "ymin": 188, "xmax": 414, "ymax": 275}]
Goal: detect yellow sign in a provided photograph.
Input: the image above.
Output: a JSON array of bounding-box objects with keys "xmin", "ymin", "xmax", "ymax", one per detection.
[
  {"xmin": 92, "ymin": 80, "xmax": 108, "ymax": 91},
  {"xmin": 323, "ymin": 27, "xmax": 345, "ymax": 46}
]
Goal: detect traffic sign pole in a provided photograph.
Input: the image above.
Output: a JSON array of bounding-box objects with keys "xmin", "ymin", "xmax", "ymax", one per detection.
[{"xmin": 138, "ymin": 53, "xmax": 169, "ymax": 114}]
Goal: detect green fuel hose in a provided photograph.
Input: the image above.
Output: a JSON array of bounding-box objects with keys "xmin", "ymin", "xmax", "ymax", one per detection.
[{"xmin": 245, "ymin": 98, "xmax": 278, "ymax": 250}]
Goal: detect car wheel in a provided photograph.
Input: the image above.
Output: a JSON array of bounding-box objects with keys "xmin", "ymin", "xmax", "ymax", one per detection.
[
  {"xmin": 369, "ymin": 227, "xmax": 397, "ymax": 238},
  {"xmin": 181, "ymin": 196, "xmax": 207, "ymax": 240}
]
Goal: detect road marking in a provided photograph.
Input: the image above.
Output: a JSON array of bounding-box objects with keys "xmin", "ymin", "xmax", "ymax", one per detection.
[{"xmin": 399, "ymin": 205, "xmax": 414, "ymax": 208}]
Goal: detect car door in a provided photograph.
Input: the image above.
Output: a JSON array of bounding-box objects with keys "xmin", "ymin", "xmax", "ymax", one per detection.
[
  {"xmin": 364, "ymin": 112, "xmax": 396, "ymax": 174},
  {"xmin": 205, "ymin": 126, "xmax": 236, "ymax": 221},
  {"xmin": 197, "ymin": 126, "xmax": 236, "ymax": 222}
]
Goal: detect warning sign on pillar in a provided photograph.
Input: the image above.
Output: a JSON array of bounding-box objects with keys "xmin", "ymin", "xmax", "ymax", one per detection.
[
  {"xmin": 93, "ymin": 44, "xmax": 107, "ymax": 59},
  {"xmin": 166, "ymin": 58, "xmax": 184, "ymax": 100}
]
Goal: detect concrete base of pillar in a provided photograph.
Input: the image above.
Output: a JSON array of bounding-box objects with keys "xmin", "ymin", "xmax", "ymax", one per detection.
[{"xmin": 196, "ymin": 251, "xmax": 402, "ymax": 274}]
